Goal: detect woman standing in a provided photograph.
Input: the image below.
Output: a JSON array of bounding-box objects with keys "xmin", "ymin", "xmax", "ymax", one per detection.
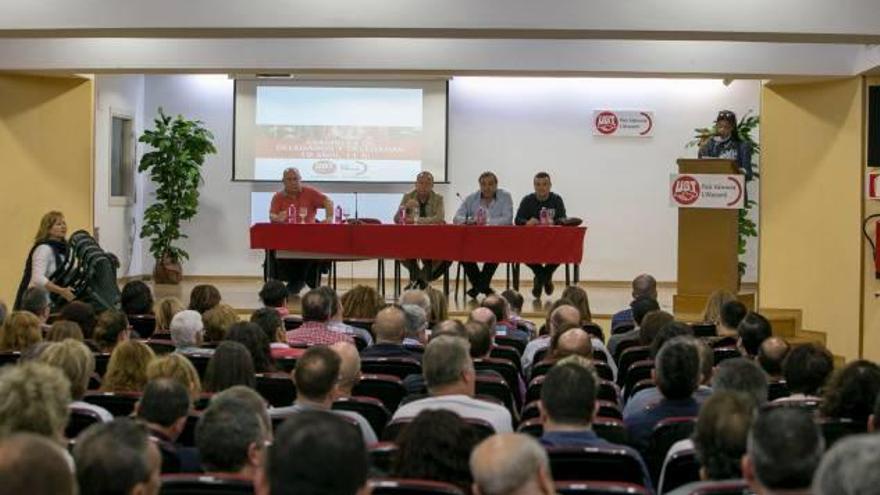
[
  {"xmin": 698, "ymin": 110, "xmax": 754, "ymax": 181},
  {"xmin": 14, "ymin": 211, "xmax": 76, "ymax": 310}
]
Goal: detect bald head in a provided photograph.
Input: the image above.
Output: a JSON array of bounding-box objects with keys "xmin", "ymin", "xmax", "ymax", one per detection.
[
  {"xmin": 550, "ymin": 305, "xmax": 580, "ymax": 335},
  {"xmin": 0, "ymin": 433, "xmax": 75, "ymax": 495},
  {"xmin": 399, "ymin": 290, "xmax": 431, "ymax": 313},
  {"xmin": 632, "ymin": 274, "xmax": 657, "ymax": 300},
  {"xmin": 469, "ymin": 307, "xmax": 497, "ymax": 331},
  {"xmin": 758, "ymin": 337, "xmax": 790, "ymax": 378},
  {"xmin": 330, "ymin": 342, "xmax": 361, "ymax": 396},
  {"xmin": 470, "ymin": 433, "xmax": 554, "ymax": 495},
  {"xmin": 555, "ymin": 328, "xmax": 592, "ymax": 360},
  {"xmin": 372, "ymin": 305, "xmax": 407, "ymax": 344}
]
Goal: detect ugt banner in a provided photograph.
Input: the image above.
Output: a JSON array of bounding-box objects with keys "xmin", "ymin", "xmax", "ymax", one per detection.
[
  {"xmin": 670, "ymin": 174, "xmax": 745, "ymax": 209},
  {"xmin": 592, "ymin": 110, "xmax": 654, "ymax": 137}
]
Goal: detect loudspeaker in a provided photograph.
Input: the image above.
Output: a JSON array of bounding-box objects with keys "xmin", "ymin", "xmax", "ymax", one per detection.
[{"xmin": 869, "ymin": 85, "xmax": 880, "ymax": 167}]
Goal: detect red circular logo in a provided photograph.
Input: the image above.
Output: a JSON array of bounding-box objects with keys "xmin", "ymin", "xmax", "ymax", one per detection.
[
  {"xmin": 312, "ymin": 160, "xmax": 337, "ymax": 175},
  {"xmin": 595, "ymin": 111, "xmax": 619, "ymax": 135},
  {"xmin": 672, "ymin": 176, "xmax": 701, "ymax": 205}
]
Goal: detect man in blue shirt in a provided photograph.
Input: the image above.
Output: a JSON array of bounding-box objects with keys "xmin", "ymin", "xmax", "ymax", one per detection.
[
  {"xmin": 609, "ymin": 273, "xmax": 657, "ymax": 331},
  {"xmin": 453, "ymin": 171, "xmax": 513, "ymax": 298},
  {"xmin": 539, "ymin": 358, "xmax": 652, "ymax": 491}
]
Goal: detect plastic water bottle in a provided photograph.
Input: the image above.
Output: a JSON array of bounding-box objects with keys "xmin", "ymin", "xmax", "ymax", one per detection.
[
  {"xmin": 334, "ymin": 205, "xmax": 343, "ymax": 224},
  {"xmin": 476, "ymin": 207, "xmax": 487, "ymax": 226},
  {"xmin": 287, "ymin": 205, "xmax": 297, "ymax": 224},
  {"xmin": 539, "ymin": 207, "xmax": 549, "ymax": 225},
  {"xmin": 398, "ymin": 205, "xmax": 407, "ymax": 224}
]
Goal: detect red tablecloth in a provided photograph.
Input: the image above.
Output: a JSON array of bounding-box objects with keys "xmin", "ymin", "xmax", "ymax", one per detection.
[{"xmin": 250, "ymin": 223, "xmax": 586, "ymax": 264}]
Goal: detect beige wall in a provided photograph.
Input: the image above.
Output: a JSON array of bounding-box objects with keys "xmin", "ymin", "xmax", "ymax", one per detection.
[
  {"xmin": 0, "ymin": 74, "xmax": 93, "ymax": 305},
  {"xmin": 862, "ymin": 78, "xmax": 880, "ymax": 361},
  {"xmin": 760, "ymin": 78, "xmax": 864, "ymax": 361}
]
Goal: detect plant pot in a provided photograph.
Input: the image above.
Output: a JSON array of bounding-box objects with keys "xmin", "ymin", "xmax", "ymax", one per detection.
[{"xmin": 154, "ymin": 255, "xmax": 183, "ymax": 285}]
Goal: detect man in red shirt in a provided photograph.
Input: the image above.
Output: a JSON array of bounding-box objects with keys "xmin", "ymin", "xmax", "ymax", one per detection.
[{"xmin": 269, "ymin": 167, "xmax": 334, "ymax": 293}]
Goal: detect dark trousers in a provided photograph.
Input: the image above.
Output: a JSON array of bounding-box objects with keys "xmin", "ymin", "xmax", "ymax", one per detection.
[
  {"xmin": 276, "ymin": 259, "xmax": 323, "ymax": 292},
  {"xmin": 403, "ymin": 259, "xmax": 451, "ymax": 285},
  {"xmin": 462, "ymin": 262, "xmax": 499, "ymax": 292},
  {"xmin": 527, "ymin": 263, "xmax": 559, "ymax": 285}
]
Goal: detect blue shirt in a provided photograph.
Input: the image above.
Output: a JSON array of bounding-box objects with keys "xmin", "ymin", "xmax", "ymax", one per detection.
[
  {"xmin": 611, "ymin": 307, "xmax": 634, "ymax": 330},
  {"xmin": 624, "ymin": 396, "xmax": 701, "ymax": 452},
  {"xmin": 623, "ymin": 385, "xmax": 713, "ymax": 419},
  {"xmin": 540, "ymin": 429, "xmax": 653, "ymax": 491},
  {"xmin": 453, "ymin": 189, "xmax": 513, "ymax": 226}
]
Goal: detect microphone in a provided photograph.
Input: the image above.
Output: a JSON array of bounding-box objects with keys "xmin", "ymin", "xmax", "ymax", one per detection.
[{"xmin": 354, "ymin": 192, "xmax": 359, "ymax": 220}]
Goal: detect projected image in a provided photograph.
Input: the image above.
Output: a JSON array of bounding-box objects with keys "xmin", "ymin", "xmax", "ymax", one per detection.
[{"xmin": 254, "ymin": 87, "xmax": 423, "ymax": 181}]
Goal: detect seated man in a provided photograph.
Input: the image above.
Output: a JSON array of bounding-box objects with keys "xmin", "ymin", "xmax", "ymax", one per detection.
[
  {"xmin": 73, "ymin": 419, "xmax": 162, "ymax": 495},
  {"xmin": 170, "ymin": 310, "xmax": 212, "ymax": 356},
  {"xmin": 360, "ymin": 304, "xmax": 421, "ymax": 361},
  {"xmin": 500, "ymin": 290, "xmax": 536, "ymax": 336},
  {"xmin": 774, "ymin": 342, "xmax": 833, "ymax": 402},
  {"xmin": 273, "ymin": 346, "xmax": 377, "ymax": 444},
  {"xmin": 256, "ymin": 410, "xmax": 369, "ymax": 495},
  {"xmin": 470, "ymin": 433, "xmax": 555, "ymax": 495},
  {"xmin": 481, "ymin": 295, "xmax": 529, "ymax": 341},
  {"xmin": 268, "ymin": 167, "xmax": 334, "ymax": 294},
  {"xmin": 286, "ymin": 289, "xmax": 353, "ymax": 347},
  {"xmin": 396, "ymin": 171, "xmax": 449, "ymax": 289},
  {"xmin": 136, "ymin": 378, "xmax": 199, "ymax": 473},
  {"xmin": 813, "ymin": 431, "xmax": 880, "ymax": 495},
  {"xmin": 196, "ymin": 390, "xmax": 270, "ymax": 480},
  {"xmin": 757, "ymin": 336, "xmax": 790, "ymax": 382},
  {"xmin": 550, "ymin": 327, "xmax": 593, "ymax": 360},
  {"xmin": 522, "ymin": 304, "xmax": 615, "ymax": 378},
  {"xmin": 742, "ymin": 408, "xmax": 824, "ymax": 495},
  {"xmin": 514, "ymin": 172, "xmax": 567, "ymax": 299},
  {"xmin": 0, "ymin": 433, "xmax": 75, "ymax": 495},
  {"xmin": 330, "ymin": 342, "xmax": 361, "ymax": 398},
  {"xmin": 393, "ymin": 335, "xmax": 513, "ymax": 433},
  {"xmin": 610, "ymin": 273, "xmax": 657, "ymax": 331},
  {"xmin": 539, "ymin": 359, "xmax": 651, "ymax": 490},
  {"xmin": 717, "ymin": 300, "xmax": 748, "ymax": 339},
  {"xmin": 401, "ymin": 304, "xmax": 429, "ymax": 347},
  {"xmin": 258, "ymin": 279, "xmax": 290, "ymax": 317},
  {"xmin": 737, "ymin": 312, "xmax": 772, "ymax": 358},
  {"xmin": 318, "ymin": 286, "xmax": 373, "ymax": 346},
  {"xmin": 607, "ymin": 296, "xmax": 660, "ymax": 358},
  {"xmin": 453, "ymin": 171, "xmax": 513, "ymax": 298},
  {"xmin": 20, "ymin": 286, "xmax": 51, "ymax": 332},
  {"xmin": 623, "ymin": 336, "xmax": 702, "ymax": 451}
]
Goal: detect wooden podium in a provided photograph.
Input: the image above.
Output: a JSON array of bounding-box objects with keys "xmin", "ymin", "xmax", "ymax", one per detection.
[{"xmin": 673, "ymin": 158, "xmax": 751, "ymax": 315}]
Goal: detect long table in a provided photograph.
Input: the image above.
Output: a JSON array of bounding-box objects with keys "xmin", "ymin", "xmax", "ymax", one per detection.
[{"xmin": 250, "ymin": 223, "xmax": 587, "ymax": 295}]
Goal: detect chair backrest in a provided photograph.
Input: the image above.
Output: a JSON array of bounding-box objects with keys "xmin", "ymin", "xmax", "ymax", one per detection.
[
  {"xmin": 368, "ymin": 442, "xmax": 399, "ymax": 475},
  {"xmin": 582, "ymin": 323, "xmax": 606, "ymax": 342},
  {"xmin": 255, "ymin": 372, "xmax": 297, "ymax": 407},
  {"xmin": 143, "ymin": 338, "xmax": 176, "ymax": 355},
  {"xmin": 766, "ymin": 380, "xmax": 790, "ymax": 401},
  {"xmin": 274, "ymin": 356, "xmax": 298, "ymax": 372},
  {"xmin": 820, "ymin": 417, "xmax": 868, "ymax": 449},
  {"xmin": 182, "ymin": 354, "xmax": 212, "ymax": 378},
  {"xmin": 517, "ymin": 418, "xmax": 544, "ymax": 438},
  {"xmin": 521, "ymin": 401, "xmax": 541, "ymax": 422},
  {"xmin": 597, "ymin": 401, "xmax": 623, "ymax": 420},
  {"xmin": 333, "ymin": 396, "xmax": 391, "ymax": 438},
  {"xmin": 282, "ymin": 317, "xmax": 303, "ymax": 331},
  {"xmin": 526, "ymin": 375, "xmax": 546, "ymax": 404},
  {"xmin": 598, "ymin": 380, "xmax": 622, "ymax": 405},
  {"xmin": 611, "ymin": 322, "xmax": 635, "ymax": 336},
  {"xmin": 0, "ymin": 351, "xmax": 21, "ymax": 367},
  {"xmin": 628, "ymin": 379, "xmax": 655, "ymax": 402},
  {"xmin": 555, "ymin": 481, "xmax": 650, "ymax": 495},
  {"xmin": 129, "ymin": 314, "xmax": 157, "ymax": 339},
  {"xmin": 344, "ymin": 318, "xmax": 374, "ymax": 333},
  {"xmin": 383, "ymin": 416, "xmax": 495, "ymax": 443},
  {"xmin": 82, "ymin": 391, "xmax": 141, "ymax": 417},
  {"xmin": 360, "ymin": 357, "xmax": 422, "ymax": 380},
  {"xmin": 546, "ymin": 447, "xmax": 649, "ymax": 484},
  {"xmin": 612, "ymin": 338, "xmax": 641, "ymax": 365},
  {"xmin": 616, "ymin": 346, "xmax": 651, "ymax": 386},
  {"xmin": 66, "ymin": 405, "xmax": 107, "ymax": 439},
  {"xmin": 494, "ymin": 335, "xmax": 526, "ymax": 355},
  {"xmin": 712, "ymin": 347, "xmax": 741, "ymax": 366},
  {"xmin": 691, "ymin": 323, "xmax": 717, "ymax": 338},
  {"xmin": 659, "ymin": 448, "xmax": 700, "ymax": 494},
  {"xmin": 646, "ymin": 416, "xmax": 697, "ymax": 485},
  {"xmin": 159, "ymin": 473, "xmax": 253, "ymax": 494},
  {"xmin": 762, "ymin": 399, "xmax": 822, "ymax": 413},
  {"xmin": 475, "ymin": 374, "xmax": 516, "ymax": 419},
  {"xmin": 533, "ymin": 347, "xmax": 549, "ymax": 366},
  {"xmin": 352, "ymin": 374, "xmax": 407, "ymax": 412},
  {"xmin": 622, "ymin": 360, "xmax": 655, "ymax": 402},
  {"xmin": 533, "ymin": 357, "xmax": 613, "ymax": 381},
  {"xmin": 93, "ymin": 352, "xmax": 111, "ymax": 376},
  {"xmin": 592, "ymin": 418, "xmax": 628, "ymax": 445},
  {"xmin": 369, "ymin": 478, "xmax": 465, "ymax": 495},
  {"xmin": 686, "ymin": 480, "xmax": 750, "ymax": 494},
  {"xmin": 474, "ymin": 357, "xmax": 521, "ymax": 404},
  {"xmin": 593, "ymin": 348, "xmax": 610, "ymax": 365}
]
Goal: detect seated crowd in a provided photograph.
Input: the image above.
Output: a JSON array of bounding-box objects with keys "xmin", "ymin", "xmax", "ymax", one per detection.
[{"xmin": 0, "ymin": 274, "xmax": 878, "ymax": 495}]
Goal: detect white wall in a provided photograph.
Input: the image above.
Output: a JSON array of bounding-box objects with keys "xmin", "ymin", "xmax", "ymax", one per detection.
[
  {"xmin": 138, "ymin": 75, "xmax": 760, "ymax": 283},
  {"xmin": 94, "ymin": 74, "xmax": 145, "ymax": 277}
]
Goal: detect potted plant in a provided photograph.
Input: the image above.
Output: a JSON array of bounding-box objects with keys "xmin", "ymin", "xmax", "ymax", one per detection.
[{"xmin": 138, "ymin": 108, "xmax": 216, "ymax": 284}]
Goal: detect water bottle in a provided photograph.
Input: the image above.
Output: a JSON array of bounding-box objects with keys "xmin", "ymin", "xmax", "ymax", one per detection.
[
  {"xmin": 334, "ymin": 205, "xmax": 343, "ymax": 224},
  {"xmin": 539, "ymin": 207, "xmax": 549, "ymax": 225},
  {"xmin": 287, "ymin": 205, "xmax": 297, "ymax": 224},
  {"xmin": 476, "ymin": 207, "xmax": 487, "ymax": 226},
  {"xmin": 398, "ymin": 205, "xmax": 407, "ymax": 224}
]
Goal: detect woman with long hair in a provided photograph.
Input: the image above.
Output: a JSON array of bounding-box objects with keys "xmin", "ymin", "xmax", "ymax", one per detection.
[
  {"xmin": 100, "ymin": 340, "xmax": 156, "ymax": 392},
  {"xmin": 14, "ymin": 211, "xmax": 76, "ymax": 310}
]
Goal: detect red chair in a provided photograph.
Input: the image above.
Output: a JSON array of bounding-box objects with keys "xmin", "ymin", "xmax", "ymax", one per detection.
[
  {"xmin": 475, "ymin": 374, "xmax": 517, "ymax": 420},
  {"xmin": 360, "ymin": 357, "xmax": 422, "ymax": 380},
  {"xmin": 255, "ymin": 372, "xmax": 297, "ymax": 407},
  {"xmin": 474, "ymin": 357, "xmax": 521, "ymax": 404},
  {"xmin": 612, "ymin": 338, "xmax": 640, "ymax": 364},
  {"xmin": 686, "ymin": 480, "xmax": 750, "ymax": 494},
  {"xmin": 82, "ymin": 391, "xmax": 141, "ymax": 417},
  {"xmin": 282, "ymin": 316, "xmax": 303, "ymax": 330},
  {"xmin": 369, "ymin": 478, "xmax": 465, "ymax": 495},
  {"xmin": 546, "ymin": 446, "xmax": 649, "ymax": 485},
  {"xmin": 383, "ymin": 417, "xmax": 495, "ymax": 443},
  {"xmin": 494, "ymin": 335, "xmax": 526, "ymax": 355},
  {"xmin": 658, "ymin": 448, "xmax": 700, "ymax": 494},
  {"xmin": 159, "ymin": 473, "xmax": 253, "ymax": 494},
  {"xmin": 592, "ymin": 418, "xmax": 628, "ymax": 445},
  {"xmin": 176, "ymin": 412, "xmax": 202, "ymax": 448},
  {"xmin": 555, "ymin": 481, "xmax": 650, "ymax": 495},
  {"xmin": 143, "ymin": 338, "xmax": 175, "ymax": 355},
  {"xmin": 129, "ymin": 314, "xmax": 157, "ymax": 339},
  {"xmin": 646, "ymin": 417, "xmax": 697, "ymax": 486},
  {"xmin": 582, "ymin": 323, "xmax": 606, "ymax": 343},
  {"xmin": 489, "ymin": 345, "xmax": 522, "ymax": 372},
  {"xmin": 333, "ymin": 396, "xmax": 391, "ymax": 438},
  {"xmin": 517, "ymin": 418, "xmax": 544, "ymax": 438},
  {"xmin": 368, "ymin": 442, "xmax": 399, "ymax": 475},
  {"xmin": 819, "ymin": 417, "xmax": 868, "ymax": 449},
  {"xmin": 93, "ymin": 352, "xmax": 111, "ymax": 376},
  {"xmin": 352, "ymin": 374, "xmax": 407, "ymax": 412},
  {"xmin": 712, "ymin": 347, "xmax": 741, "ymax": 366},
  {"xmin": 766, "ymin": 380, "xmax": 790, "ymax": 401},
  {"xmin": 622, "ymin": 360, "xmax": 655, "ymax": 402},
  {"xmin": 66, "ymin": 405, "xmax": 108, "ymax": 439},
  {"xmin": 616, "ymin": 346, "xmax": 650, "ymax": 386}
]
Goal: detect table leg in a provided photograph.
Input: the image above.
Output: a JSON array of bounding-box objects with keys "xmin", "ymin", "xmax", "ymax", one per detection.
[
  {"xmin": 575, "ymin": 264, "xmax": 580, "ymax": 284},
  {"xmin": 565, "ymin": 264, "xmax": 571, "ymax": 287}
]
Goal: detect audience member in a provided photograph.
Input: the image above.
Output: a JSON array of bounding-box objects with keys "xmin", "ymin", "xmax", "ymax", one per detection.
[
  {"xmin": 100, "ymin": 340, "xmax": 155, "ymax": 392},
  {"xmin": 92, "ymin": 309, "xmax": 130, "ymax": 353},
  {"xmin": 188, "ymin": 283, "xmax": 222, "ymax": 314},
  {"xmin": 608, "ymin": 296, "xmax": 661, "ymax": 358},
  {"xmin": 637, "ymin": 310, "xmax": 675, "ymax": 347},
  {"xmin": 47, "ymin": 320, "xmax": 83, "ymax": 342},
  {"xmin": 648, "ymin": 321, "xmax": 694, "ymax": 358},
  {"xmin": 539, "ymin": 360, "xmax": 651, "ymax": 489},
  {"xmin": 154, "ymin": 296, "xmax": 184, "ymax": 333},
  {"xmin": 146, "ymin": 353, "xmax": 203, "ymax": 400},
  {"xmin": 425, "ymin": 285, "xmax": 449, "ymax": 323},
  {"xmin": 777, "ymin": 342, "xmax": 833, "ymax": 401},
  {"xmin": 256, "ymin": 410, "xmax": 369, "ymax": 495},
  {"xmin": 340, "ymin": 285, "xmax": 383, "ymax": 320},
  {"xmin": 73, "ymin": 419, "xmax": 162, "ymax": 495},
  {"xmin": 560, "ymin": 285, "xmax": 593, "ymax": 326},
  {"xmin": 470, "ymin": 433, "xmax": 555, "ymax": 495},
  {"xmin": 58, "ymin": 301, "xmax": 97, "ymax": 339},
  {"xmin": 39, "ymin": 338, "xmax": 113, "ymax": 422},
  {"xmin": 251, "ymin": 307, "xmax": 302, "ymax": 359},
  {"xmin": 401, "ymin": 304, "xmax": 428, "ymax": 346},
  {"xmin": 393, "ymin": 409, "xmax": 481, "ymax": 492},
  {"xmin": 169, "ymin": 309, "xmax": 210, "ymax": 355},
  {"xmin": 392, "ymin": 335, "xmax": 512, "ymax": 433},
  {"xmin": 196, "ymin": 391, "xmax": 270, "ymax": 479},
  {"xmin": 360, "ymin": 304, "xmax": 419, "ymax": 361},
  {"xmin": 550, "ymin": 326, "xmax": 593, "ymax": 360},
  {"xmin": 757, "ymin": 336, "xmax": 789, "ymax": 381},
  {"xmin": 212, "ymin": 386, "xmax": 272, "ymax": 440},
  {"xmin": 0, "ymin": 433, "xmax": 76, "ymax": 495},
  {"xmin": 136, "ymin": 378, "xmax": 199, "ymax": 473},
  {"xmin": 319, "ymin": 286, "xmax": 373, "ymax": 345},
  {"xmin": 259, "ymin": 279, "xmax": 290, "ymax": 317},
  {"xmin": 203, "ymin": 341, "xmax": 256, "ymax": 392},
  {"xmin": 737, "ymin": 312, "xmax": 772, "ymax": 358},
  {"xmin": 812, "ymin": 433, "xmax": 880, "ymax": 495},
  {"xmin": 287, "ymin": 289, "xmax": 353, "ymax": 346},
  {"xmin": 700, "ymin": 289, "xmax": 736, "ymax": 325},
  {"xmin": 610, "ymin": 273, "xmax": 657, "ymax": 331},
  {"xmin": 482, "ymin": 294, "xmax": 529, "ymax": 340},
  {"xmin": 120, "ymin": 280, "xmax": 154, "ymax": 316},
  {"xmin": 0, "ymin": 361, "xmax": 70, "ymax": 443},
  {"xmin": 331, "ymin": 341, "xmax": 361, "ymax": 398},
  {"xmin": 275, "ymin": 346, "xmax": 377, "ymax": 444},
  {"xmin": 0, "ymin": 300, "xmax": 6, "ymax": 327},
  {"xmin": 399, "ymin": 289, "xmax": 431, "ymax": 314},
  {"xmin": 743, "ymin": 408, "xmax": 823, "ymax": 495},
  {"xmin": 624, "ymin": 336, "xmax": 701, "ymax": 450},
  {"xmin": 227, "ymin": 321, "xmax": 275, "ymax": 373},
  {"xmin": 19, "ymin": 286, "xmax": 51, "ymax": 328},
  {"xmin": 522, "ymin": 303, "xmax": 580, "ymax": 371},
  {"xmin": 717, "ymin": 300, "xmax": 748, "ymax": 338},
  {"xmin": 0, "ymin": 310, "xmax": 42, "ymax": 352},
  {"xmin": 500, "ymin": 289, "xmax": 536, "ymax": 335},
  {"xmin": 432, "ymin": 319, "xmax": 468, "ymax": 339},
  {"xmin": 820, "ymin": 359, "xmax": 880, "ymax": 422},
  {"xmin": 202, "ymin": 303, "xmax": 238, "ymax": 343}
]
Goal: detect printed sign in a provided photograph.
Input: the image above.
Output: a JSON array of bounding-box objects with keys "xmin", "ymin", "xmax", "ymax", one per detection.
[
  {"xmin": 591, "ymin": 110, "xmax": 654, "ymax": 137},
  {"xmin": 670, "ymin": 174, "xmax": 745, "ymax": 209}
]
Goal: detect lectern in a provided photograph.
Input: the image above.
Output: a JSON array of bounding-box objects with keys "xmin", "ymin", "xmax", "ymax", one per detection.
[{"xmin": 673, "ymin": 158, "xmax": 752, "ymax": 315}]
